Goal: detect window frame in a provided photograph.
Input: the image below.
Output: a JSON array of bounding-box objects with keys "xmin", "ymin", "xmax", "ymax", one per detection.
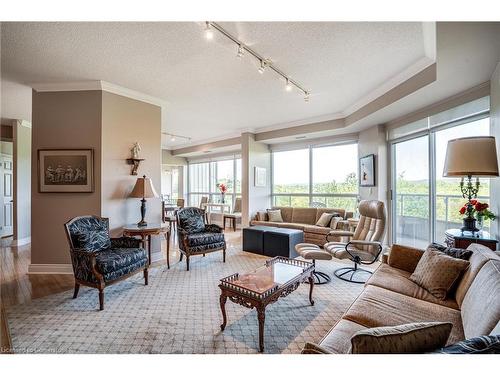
[{"xmin": 271, "ymin": 142, "xmax": 359, "ymax": 209}]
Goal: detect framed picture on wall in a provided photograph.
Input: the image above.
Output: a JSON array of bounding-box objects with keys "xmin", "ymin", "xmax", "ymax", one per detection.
[
  {"xmin": 38, "ymin": 149, "xmax": 94, "ymax": 192},
  {"xmin": 359, "ymin": 154, "xmax": 376, "ymax": 187},
  {"xmin": 254, "ymin": 166, "xmax": 267, "ymax": 187}
]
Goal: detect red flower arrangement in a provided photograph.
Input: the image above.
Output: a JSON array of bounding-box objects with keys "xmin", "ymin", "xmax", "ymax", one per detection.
[
  {"xmin": 459, "ymin": 200, "xmax": 496, "ymax": 221},
  {"xmin": 217, "ymin": 183, "xmax": 227, "ymax": 194}
]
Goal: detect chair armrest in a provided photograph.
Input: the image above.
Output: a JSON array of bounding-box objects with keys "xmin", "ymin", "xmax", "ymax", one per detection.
[
  {"xmin": 326, "ymin": 230, "xmax": 354, "ymax": 242},
  {"xmin": 70, "ymin": 249, "xmax": 102, "ymax": 282},
  {"xmin": 204, "ymin": 224, "xmax": 223, "ymax": 233},
  {"xmin": 387, "ymin": 244, "xmax": 425, "ymax": 273},
  {"xmin": 301, "ymin": 342, "xmax": 333, "ymax": 354},
  {"xmin": 111, "ymin": 236, "xmax": 142, "ymax": 248}
]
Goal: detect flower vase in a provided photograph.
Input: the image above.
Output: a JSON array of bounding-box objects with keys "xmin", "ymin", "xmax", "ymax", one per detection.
[
  {"xmin": 221, "ymin": 193, "xmax": 225, "ymax": 204},
  {"xmin": 476, "ymin": 215, "xmax": 484, "ymax": 232}
]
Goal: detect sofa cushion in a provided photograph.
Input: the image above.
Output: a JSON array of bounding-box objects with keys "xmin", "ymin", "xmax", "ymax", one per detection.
[
  {"xmin": 256, "ymin": 211, "xmax": 268, "ymax": 221},
  {"xmin": 428, "ymin": 243, "xmax": 473, "ymax": 260},
  {"xmin": 291, "ymin": 208, "xmax": 317, "ymax": 225},
  {"xmin": 435, "ymin": 335, "xmax": 500, "ymax": 354},
  {"xmin": 455, "ymin": 244, "xmax": 500, "ymax": 306},
  {"xmin": 350, "ymin": 322, "xmax": 452, "ymax": 354},
  {"xmin": 366, "ymin": 263, "xmax": 459, "ymax": 309},
  {"xmin": 409, "ymin": 248, "xmax": 469, "ymax": 300},
  {"xmin": 250, "ymin": 220, "xmax": 280, "ymax": 227},
  {"xmin": 343, "ymin": 285, "xmax": 465, "ymax": 345},
  {"xmin": 461, "ymin": 260, "xmax": 500, "ymax": 339},
  {"xmin": 96, "ymin": 248, "xmax": 147, "ymax": 275},
  {"xmin": 388, "ymin": 244, "xmax": 424, "ymax": 273},
  {"xmin": 316, "ymin": 208, "xmax": 345, "ymax": 222},
  {"xmin": 316, "ymin": 212, "xmax": 334, "ymax": 227},
  {"xmin": 178, "ymin": 208, "xmax": 205, "ymax": 233},
  {"xmin": 75, "ymin": 229, "xmax": 111, "ymax": 252},
  {"xmin": 319, "ymin": 319, "xmax": 368, "ymax": 354},
  {"xmin": 267, "ymin": 209, "xmax": 284, "ymax": 223},
  {"xmin": 330, "ymin": 216, "xmax": 343, "ymax": 229},
  {"xmin": 273, "ymin": 207, "xmax": 293, "ymax": 222}
]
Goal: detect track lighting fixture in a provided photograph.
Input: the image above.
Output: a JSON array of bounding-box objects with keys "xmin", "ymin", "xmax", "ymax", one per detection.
[
  {"xmin": 203, "ymin": 21, "xmax": 310, "ymax": 101},
  {"xmin": 162, "ymin": 132, "xmax": 191, "ymax": 142},
  {"xmin": 236, "ymin": 44, "xmax": 245, "ymax": 58},
  {"xmin": 204, "ymin": 22, "xmax": 214, "ymax": 40},
  {"xmin": 258, "ymin": 60, "xmax": 267, "ymax": 74}
]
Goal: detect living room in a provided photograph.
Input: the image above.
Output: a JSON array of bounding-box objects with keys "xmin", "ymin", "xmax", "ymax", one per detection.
[{"xmin": 1, "ymin": 1, "xmax": 500, "ymax": 373}]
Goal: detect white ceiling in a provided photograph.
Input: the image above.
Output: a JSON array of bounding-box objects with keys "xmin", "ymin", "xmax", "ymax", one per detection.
[{"xmin": 1, "ymin": 21, "xmax": 431, "ymax": 148}]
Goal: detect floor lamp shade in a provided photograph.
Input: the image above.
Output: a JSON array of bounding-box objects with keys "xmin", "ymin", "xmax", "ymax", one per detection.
[
  {"xmin": 129, "ymin": 175, "xmax": 159, "ymax": 226},
  {"xmin": 443, "ymin": 136, "xmax": 499, "ymax": 177}
]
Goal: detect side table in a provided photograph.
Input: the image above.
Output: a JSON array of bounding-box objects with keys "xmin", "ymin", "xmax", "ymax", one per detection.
[
  {"xmin": 123, "ymin": 223, "xmax": 171, "ymax": 267},
  {"xmin": 444, "ymin": 228, "xmax": 498, "ymax": 251}
]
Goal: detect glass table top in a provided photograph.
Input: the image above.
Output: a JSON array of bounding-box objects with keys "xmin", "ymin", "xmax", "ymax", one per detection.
[{"xmin": 221, "ymin": 258, "xmax": 312, "ymax": 296}]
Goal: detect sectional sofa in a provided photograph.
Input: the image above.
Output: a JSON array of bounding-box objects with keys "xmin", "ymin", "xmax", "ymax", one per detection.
[
  {"xmin": 250, "ymin": 206, "xmax": 353, "ymax": 246},
  {"xmin": 304, "ymin": 243, "xmax": 500, "ymax": 353}
]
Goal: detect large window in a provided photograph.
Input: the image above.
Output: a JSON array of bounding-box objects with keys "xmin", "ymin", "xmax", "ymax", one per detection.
[
  {"xmin": 391, "ymin": 108, "xmax": 490, "ymax": 247},
  {"xmin": 188, "ymin": 157, "xmax": 241, "ymax": 210},
  {"xmin": 272, "ymin": 144, "xmax": 358, "ymax": 210}
]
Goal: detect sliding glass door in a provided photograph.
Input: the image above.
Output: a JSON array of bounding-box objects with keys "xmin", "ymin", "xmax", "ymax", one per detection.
[
  {"xmin": 391, "ymin": 115, "xmax": 491, "ymax": 246},
  {"xmin": 392, "ymin": 135, "xmax": 430, "ymax": 248}
]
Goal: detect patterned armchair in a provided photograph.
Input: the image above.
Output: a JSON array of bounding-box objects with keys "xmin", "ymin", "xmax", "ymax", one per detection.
[
  {"xmin": 64, "ymin": 215, "xmax": 149, "ymax": 310},
  {"xmin": 176, "ymin": 207, "xmax": 226, "ymax": 271}
]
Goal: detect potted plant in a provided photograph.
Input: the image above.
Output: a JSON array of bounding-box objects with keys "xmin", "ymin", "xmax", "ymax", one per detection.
[
  {"xmin": 217, "ymin": 183, "xmax": 228, "ymax": 203},
  {"xmin": 459, "ymin": 200, "xmax": 496, "ymax": 231}
]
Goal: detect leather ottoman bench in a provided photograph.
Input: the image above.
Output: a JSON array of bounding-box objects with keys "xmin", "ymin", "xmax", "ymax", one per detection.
[{"xmin": 243, "ymin": 226, "xmax": 303, "ymax": 258}]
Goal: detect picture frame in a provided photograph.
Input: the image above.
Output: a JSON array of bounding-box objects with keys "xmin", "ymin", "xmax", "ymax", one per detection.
[
  {"xmin": 38, "ymin": 149, "xmax": 94, "ymax": 193},
  {"xmin": 254, "ymin": 166, "xmax": 267, "ymax": 187},
  {"xmin": 359, "ymin": 154, "xmax": 376, "ymax": 187}
]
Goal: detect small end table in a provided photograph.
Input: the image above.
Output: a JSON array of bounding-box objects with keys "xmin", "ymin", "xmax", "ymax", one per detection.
[
  {"xmin": 444, "ymin": 228, "xmax": 498, "ymax": 251},
  {"xmin": 123, "ymin": 223, "xmax": 171, "ymax": 267}
]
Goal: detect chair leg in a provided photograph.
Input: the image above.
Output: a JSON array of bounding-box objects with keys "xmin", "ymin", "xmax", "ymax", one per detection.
[
  {"xmin": 98, "ymin": 289, "xmax": 104, "ymax": 310},
  {"xmin": 186, "ymin": 256, "xmax": 190, "ymax": 271},
  {"xmin": 223, "ymin": 217, "xmax": 226, "ymax": 231},
  {"xmin": 203, "ymin": 253, "xmax": 205, "ymax": 257},
  {"xmin": 233, "ymin": 218, "xmax": 236, "ymax": 231},
  {"xmin": 334, "ymin": 264, "xmax": 373, "ymax": 284},
  {"xmin": 180, "ymin": 253, "xmax": 183, "ymax": 261},
  {"xmin": 73, "ymin": 282, "xmax": 80, "ymax": 299},
  {"xmin": 144, "ymin": 268, "xmax": 148, "ymax": 285},
  {"xmin": 223, "ymin": 247, "xmax": 226, "ymax": 263}
]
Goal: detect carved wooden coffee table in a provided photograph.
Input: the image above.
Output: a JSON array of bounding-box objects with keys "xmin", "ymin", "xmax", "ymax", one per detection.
[{"xmin": 219, "ymin": 256, "xmax": 315, "ymax": 352}]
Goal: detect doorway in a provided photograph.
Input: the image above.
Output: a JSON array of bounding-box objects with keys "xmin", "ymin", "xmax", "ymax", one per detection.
[{"xmin": 1, "ymin": 142, "xmax": 14, "ymax": 238}]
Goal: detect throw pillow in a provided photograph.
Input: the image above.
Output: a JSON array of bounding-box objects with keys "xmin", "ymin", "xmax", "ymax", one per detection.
[
  {"xmin": 267, "ymin": 209, "xmax": 284, "ymax": 223},
  {"xmin": 330, "ymin": 216, "xmax": 343, "ymax": 230},
  {"xmin": 316, "ymin": 213, "xmax": 334, "ymax": 227},
  {"xmin": 75, "ymin": 229, "xmax": 111, "ymax": 252},
  {"xmin": 428, "ymin": 242, "xmax": 473, "ymax": 260},
  {"xmin": 410, "ymin": 248, "xmax": 470, "ymax": 300},
  {"xmin": 435, "ymin": 335, "xmax": 500, "ymax": 354},
  {"xmin": 350, "ymin": 322, "xmax": 453, "ymax": 354},
  {"xmin": 256, "ymin": 211, "xmax": 268, "ymax": 221}
]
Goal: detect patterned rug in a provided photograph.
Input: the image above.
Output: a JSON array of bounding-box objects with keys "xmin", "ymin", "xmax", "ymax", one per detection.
[{"xmin": 6, "ymin": 245, "xmax": 368, "ymax": 354}]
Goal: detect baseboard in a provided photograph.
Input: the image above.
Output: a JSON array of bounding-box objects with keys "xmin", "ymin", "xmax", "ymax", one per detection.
[
  {"xmin": 11, "ymin": 237, "xmax": 31, "ymax": 247},
  {"xmin": 28, "ymin": 263, "xmax": 73, "ymax": 275}
]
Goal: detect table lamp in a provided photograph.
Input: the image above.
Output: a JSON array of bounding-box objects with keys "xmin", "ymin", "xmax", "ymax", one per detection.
[
  {"xmin": 443, "ymin": 136, "xmax": 499, "ymax": 233},
  {"xmin": 129, "ymin": 175, "xmax": 159, "ymax": 227}
]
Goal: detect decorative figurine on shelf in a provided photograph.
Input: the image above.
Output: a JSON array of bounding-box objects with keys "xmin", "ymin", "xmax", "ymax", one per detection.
[
  {"xmin": 217, "ymin": 183, "xmax": 227, "ymax": 203},
  {"xmin": 131, "ymin": 142, "xmax": 142, "ymax": 159}
]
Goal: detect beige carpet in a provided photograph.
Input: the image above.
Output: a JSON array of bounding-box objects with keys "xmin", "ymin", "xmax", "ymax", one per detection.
[{"xmin": 6, "ymin": 245, "xmax": 369, "ymax": 354}]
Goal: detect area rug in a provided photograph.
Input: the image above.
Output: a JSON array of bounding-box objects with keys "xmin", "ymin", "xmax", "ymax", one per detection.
[{"xmin": 6, "ymin": 246, "xmax": 368, "ymax": 354}]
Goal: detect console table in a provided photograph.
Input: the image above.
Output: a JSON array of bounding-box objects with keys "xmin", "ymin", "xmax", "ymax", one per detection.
[{"xmin": 444, "ymin": 229, "xmax": 498, "ymax": 251}]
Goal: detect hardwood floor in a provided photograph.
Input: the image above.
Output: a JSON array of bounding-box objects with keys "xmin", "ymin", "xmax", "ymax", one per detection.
[{"xmin": 0, "ymin": 229, "xmax": 242, "ymax": 353}]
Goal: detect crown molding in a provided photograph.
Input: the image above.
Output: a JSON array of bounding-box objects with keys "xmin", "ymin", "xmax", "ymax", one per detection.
[{"xmin": 31, "ymin": 80, "xmax": 167, "ymax": 108}]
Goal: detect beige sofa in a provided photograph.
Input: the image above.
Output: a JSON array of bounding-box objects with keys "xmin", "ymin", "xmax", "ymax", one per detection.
[
  {"xmin": 305, "ymin": 243, "xmax": 500, "ymax": 353},
  {"xmin": 250, "ymin": 206, "xmax": 353, "ymax": 246}
]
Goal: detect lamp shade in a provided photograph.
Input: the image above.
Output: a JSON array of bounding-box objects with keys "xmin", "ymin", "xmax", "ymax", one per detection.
[
  {"xmin": 443, "ymin": 136, "xmax": 499, "ymax": 177},
  {"xmin": 129, "ymin": 175, "xmax": 159, "ymax": 199}
]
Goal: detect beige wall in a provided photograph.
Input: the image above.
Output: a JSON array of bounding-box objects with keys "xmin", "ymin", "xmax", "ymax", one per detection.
[
  {"xmin": 101, "ymin": 92, "xmax": 162, "ymax": 256},
  {"xmin": 31, "ymin": 90, "xmax": 102, "ymax": 264},
  {"xmin": 489, "ymin": 62, "xmax": 500, "ymax": 240},
  {"xmin": 162, "ymin": 149, "xmax": 187, "ymax": 166},
  {"xmin": 241, "ymin": 133, "xmax": 271, "ymax": 227},
  {"xmin": 358, "ymin": 124, "xmax": 389, "ymax": 243}
]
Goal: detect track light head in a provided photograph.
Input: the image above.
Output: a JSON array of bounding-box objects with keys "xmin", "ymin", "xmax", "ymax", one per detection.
[
  {"xmin": 285, "ymin": 79, "xmax": 293, "ymax": 92},
  {"xmin": 258, "ymin": 60, "xmax": 266, "ymax": 74},
  {"xmin": 204, "ymin": 22, "xmax": 214, "ymax": 40},
  {"xmin": 236, "ymin": 44, "xmax": 245, "ymax": 58},
  {"xmin": 304, "ymin": 92, "xmax": 310, "ymax": 102}
]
